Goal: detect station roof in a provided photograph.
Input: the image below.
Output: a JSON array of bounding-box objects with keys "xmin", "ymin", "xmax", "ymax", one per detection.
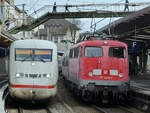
[
  {"xmin": 98, "ymin": 6, "xmax": 150, "ymax": 46},
  {"xmin": 0, "ymin": 31, "xmax": 17, "ymax": 48}
]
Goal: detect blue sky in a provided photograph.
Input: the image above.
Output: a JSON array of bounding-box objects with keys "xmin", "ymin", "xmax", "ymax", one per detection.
[{"xmin": 14, "ymin": 0, "xmax": 149, "ymax": 32}]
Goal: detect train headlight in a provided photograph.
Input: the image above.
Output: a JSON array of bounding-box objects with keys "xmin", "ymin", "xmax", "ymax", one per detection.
[
  {"xmin": 16, "ymin": 73, "xmax": 20, "ymax": 77},
  {"xmin": 46, "ymin": 74, "xmax": 51, "ymax": 78},
  {"xmin": 119, "ymin": 73, "xmax": 123, "ymax": 78},
  {"xmin": 89, "ymin": 72, "xmax": 93, "ymax": 77},
  {"xmin": 104, "ymin": 41, "xmax": 108, "ymax": 45},
  {"xmin": 43, "ymin": 74, "xmax": 52, "ymax": 78},
  {"xmin": 16, "ymin": 73, "xmax": 24, "ymax": 78}
]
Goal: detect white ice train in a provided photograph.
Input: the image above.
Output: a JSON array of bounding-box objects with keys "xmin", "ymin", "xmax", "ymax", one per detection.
[{"xmin": 8, "ymin": 39, "xmax": 58, "ymax": 102}]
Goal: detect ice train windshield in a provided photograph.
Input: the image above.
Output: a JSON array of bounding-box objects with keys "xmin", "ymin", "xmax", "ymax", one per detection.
[{"xmin": 15, "ymin": 48, "xmax": 53, "ymax": 62}]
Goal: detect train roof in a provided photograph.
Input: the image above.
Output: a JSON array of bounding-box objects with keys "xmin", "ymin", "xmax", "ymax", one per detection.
[
  {"xmin": 71, "ymin": 40, "xmax": 127, "ymax": 48},
  {"xmin": 10, "ymin": 39, "xmax": 57, "ymax": 49}
]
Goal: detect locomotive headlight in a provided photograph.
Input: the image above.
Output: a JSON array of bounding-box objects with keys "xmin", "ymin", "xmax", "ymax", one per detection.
[
  {"xmin": 119, "ymin": 73, "xmax": 123, "ymax": 78},
  {"xmin": 89, "ymin": 72, "xmax": 93, "ymax": 77},
  {"xmin": 104, "ymin": 41, "xmax": 108, "ymax": 45}
]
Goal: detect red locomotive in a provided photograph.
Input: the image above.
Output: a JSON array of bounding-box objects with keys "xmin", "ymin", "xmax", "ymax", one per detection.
[{"xmin": 62, "ymin": 39, "xmax": 130, "ymax": 102}]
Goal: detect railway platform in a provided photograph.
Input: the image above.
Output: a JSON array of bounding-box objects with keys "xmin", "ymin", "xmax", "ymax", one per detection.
[{"xmin": 129, "ymin": 76, "xmax": 150, "ymax": 113}]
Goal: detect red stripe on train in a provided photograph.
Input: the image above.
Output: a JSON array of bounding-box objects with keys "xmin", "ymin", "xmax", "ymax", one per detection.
[{"xmin": 11, "ymin": 84, "xmax": 55, "ymax": 89}]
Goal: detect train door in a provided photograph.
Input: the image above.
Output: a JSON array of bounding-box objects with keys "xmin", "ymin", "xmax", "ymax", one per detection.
[
  {"xmin": 74, "ymin": 47, "xmax": 79, "ymax": 81},
  {"xmin": 69, "ymin": 47, "xmax": 79, "ymax": 83},
  {"xmin": 69, "ymin": 48, "xmax": 74, "ymax": 81},
  {"xmin": 78, "ymin": 46, "xmax": 82, "ymax": 80}
]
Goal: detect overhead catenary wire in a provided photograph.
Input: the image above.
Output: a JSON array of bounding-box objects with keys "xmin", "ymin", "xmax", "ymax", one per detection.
[
  {"xmin": 28, "ymin": 0, "xmax": 40, "ymax": 11},
  {"xmin": 90, "ymin": 0, "xmax": 124, "ymax": 34},
  {"xmin": 106, "ymin": 0, "xmax": 125, "ymax": 36}
]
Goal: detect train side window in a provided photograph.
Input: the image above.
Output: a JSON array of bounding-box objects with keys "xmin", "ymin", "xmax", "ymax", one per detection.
[
  {"xmin": 74, "ymin": 47, "xmax": 79, "ymax": 58},
  {"xmin": 69, "ymin": 49, "xmax": 73, "ymax": 58},
  {"xmin": 109, "ymin": 47, "xmax": 126, "ymax": 58},
  {"xmin": 80, "ymin": 47, "xmax": 82, "ymax": 57}
]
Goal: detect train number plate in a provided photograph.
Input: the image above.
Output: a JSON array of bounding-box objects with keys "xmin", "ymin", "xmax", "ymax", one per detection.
[{"xmin": 93, "ymin": 69, "xmax": 102, "ymax": 75}]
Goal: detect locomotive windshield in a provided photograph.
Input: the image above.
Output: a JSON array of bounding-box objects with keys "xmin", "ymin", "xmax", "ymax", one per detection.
[
  {"xmin": 85, "ymin": 46, "xmax": 102, "ymax": 57},
  {"xmin": 15, "ymin": 48, "xmax": 53, "ymax": 62},
  {"xmin": 109, "ymin": 47, "xmax": 126, "ymax": 58}
]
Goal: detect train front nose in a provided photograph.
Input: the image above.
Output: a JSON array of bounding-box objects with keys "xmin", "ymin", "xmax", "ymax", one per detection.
[{"xmin": 10, "ymin": 72, "xmax": 57, "ymax": 101}]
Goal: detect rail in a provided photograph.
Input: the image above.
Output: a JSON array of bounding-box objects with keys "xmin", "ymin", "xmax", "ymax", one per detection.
[
  {"xmin": 119, "ymin": 105, "xmax": 144, "ymax": 113},
  {"xmin": 92, "ymin": 104, "xmax": 144, "ymax": 113},
  {"xmin": 17, "ymin": 106, "xmax": 52, "ymax": 113},
  {"xmin": 130, "ymin": 81, "xmax": 150, "ymax": 92},
  {"xmin": 92, "ymin": 105, "xmax": 108, "ymax": 113}
]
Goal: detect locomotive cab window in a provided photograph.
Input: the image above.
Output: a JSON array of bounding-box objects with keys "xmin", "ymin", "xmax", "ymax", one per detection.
[
  {"xmin": 85, "ymin": 46, "xmax": 102, "ymax": 57},
  {"xmin": 109, "ymin": 47, "xmax": 126, "ymax": 58}
]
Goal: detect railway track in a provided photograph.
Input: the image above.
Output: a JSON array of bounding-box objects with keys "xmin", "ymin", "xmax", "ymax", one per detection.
[
  {"xmin": 5, "ymin": 79, "xmax": 146, "ymax": 113},
  {"xmin": 130, "ymin": 81, "xmax": 150, "ymax": 91},
  {"xmin": 17, "ymin": 106, "xmax": 52, "ymax": 113},
  {"xmin": 5, "ymin": 93, "xmax": 74, "ymax": 113},
  {"xmin": 57, "ymin": 93, "xmax": 74, "ymax": 113},
  {"xmin": 92, "ymin": 105, "xmax": 144, "ymax": 113},
  {"xmin": 5, "ymin": 95, "xmax": 53, "ymax": 113},
  {"xmin": 118, "ymin": 105, "xmax": 144, "ymax": 113}
]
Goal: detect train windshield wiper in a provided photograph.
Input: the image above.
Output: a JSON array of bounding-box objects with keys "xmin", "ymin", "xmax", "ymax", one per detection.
[
  {"xmin": 22, "ymin": 55, "xmax": 32, "ymax": 62},
  {"xmin": 38, "ymin": 57, "xmax": 46, "ymax": 63},
  {"xmin": 34, "ymin": 56, "xmax": 46, "ymax": 63}
]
